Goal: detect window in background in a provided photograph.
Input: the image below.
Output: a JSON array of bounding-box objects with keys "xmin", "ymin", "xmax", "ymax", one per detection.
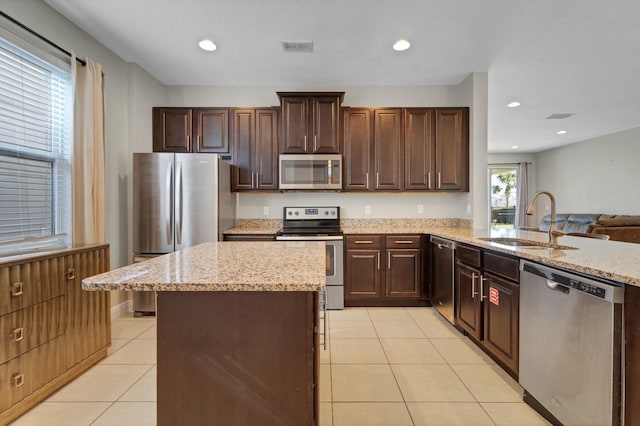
[
  {"xmin": 0, "ymin": 28, "xmax": 73, "ymax": 256},
  {"xmin": 488, "ymin": 166, "xmax": 518, "ymax": 229}
]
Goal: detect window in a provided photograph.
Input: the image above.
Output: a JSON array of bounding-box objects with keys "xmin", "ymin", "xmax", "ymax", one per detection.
[
  {"xmin": 488, "ymin": 166, "xmax": 518, "ymax": 229},
  {"xmin": 0, "ymin": 28, "xmax": 72, "ymax": 256}
]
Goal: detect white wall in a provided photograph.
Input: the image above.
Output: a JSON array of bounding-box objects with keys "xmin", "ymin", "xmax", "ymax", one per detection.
[
  {"xmin": 535, "ymin": 126, "xmax": 640, "ymax": 215},
  {"xmin": 1, "ymin": 1, "xmax": 166, "ymax": 272},
  {"xmin": 166, "ymin": 79, "xmax": 485, "ymax": 220}
]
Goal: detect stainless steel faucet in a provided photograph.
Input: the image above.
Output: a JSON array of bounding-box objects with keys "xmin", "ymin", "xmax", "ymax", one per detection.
[{"xmin": 526, "ymin": 190, "xmax": 564, "ymax": 245}]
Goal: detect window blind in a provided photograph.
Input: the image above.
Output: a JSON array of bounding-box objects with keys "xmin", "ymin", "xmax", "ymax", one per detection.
[{"xmin": 0, "ymin": 33, "xmax": 72, "ymax": 255}]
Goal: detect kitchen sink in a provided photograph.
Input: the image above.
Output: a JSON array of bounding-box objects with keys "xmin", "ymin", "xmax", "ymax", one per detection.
[{"xmin": 478, "ymin": 237, "xmax": 578, "ymax": 250}]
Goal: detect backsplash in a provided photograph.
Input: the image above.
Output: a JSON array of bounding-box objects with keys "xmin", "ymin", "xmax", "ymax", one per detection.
[{"xmin": 232, "ymin": 218, "xmax": 471, "ymax": 231}]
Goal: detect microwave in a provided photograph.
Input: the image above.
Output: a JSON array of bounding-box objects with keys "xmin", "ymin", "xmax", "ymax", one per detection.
[{"xmin": 279, "ymin": 154, "xmax": 342, "ymax": 190}]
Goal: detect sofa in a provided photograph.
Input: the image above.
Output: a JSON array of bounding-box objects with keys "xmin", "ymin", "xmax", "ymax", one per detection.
[{"xmin": 523, "ymin": 214, "xmax": 640, "ymax": 244}]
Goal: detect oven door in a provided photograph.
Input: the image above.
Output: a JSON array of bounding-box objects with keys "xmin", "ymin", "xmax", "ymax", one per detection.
[{"xmin": 275, "ymin": 235, "xmax": 344, "ymax": 309}]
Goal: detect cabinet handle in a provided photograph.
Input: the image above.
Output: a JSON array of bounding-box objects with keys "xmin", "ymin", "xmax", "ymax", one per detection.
[
  {"xmin": 186, "ymin": 135, "xmax": 191, "ymax": 148},
  {"xmin": 479, "ymin": 275, "xmax": 488, "ymax": 300},
  {"xmin": 354, "ymin": 240, "xmax": 373, "ymax": 244},
  {"xmin": 251, "ymin": 172, "xmax": 255, "ymax": 188},
  {"xmin": 437, "ymin": 172, "xmax": 441, "ymax": 188},
  {"xmin": 394, "ymin": 240, "xmax": 414, "ymax": 244},
  {"xmin": 376, "ymin": 173, "xmax": 380, "ymax": 188},
  {"xmin": 11, "ymin": 282, "xmax": 23, "ymax": 297},
  {"xmin": 471, "ymin": 273, "xmax": 477, "ymax": 299},
  {"xmin": 377, "ymin": 252, "xmax": 380, "ymax": 270},
  {"xmin": 387, "ymin": 251, "xmax": 391, "ymax": 269},
  {"xmin": 365, "ymin": 172, "xmax": 369, "ymax": 189},
  {"xmin": 304, "ymin": 135, "xmax": 308, "ymax": 152},
  {"xmin": 66, "ymin": 268, "xmax": 76, "ymax": 280},
  {"xmin": 256, "ymin": 172, "xmax": 260, "ymax": 188},
  {"xmin": 13, "ymin": 373, "xmax": 24, "ymax": 388},
  {"xmin": 428, "ymin": 172, "xmax": 431, "ymax": 188},
  {"xmin": 314, "ymin": 135, "xmax": 317, "ymax": 152},
  {"xmin": 12, "ymin": 327, "xmax": 24, "ymax": 342}
]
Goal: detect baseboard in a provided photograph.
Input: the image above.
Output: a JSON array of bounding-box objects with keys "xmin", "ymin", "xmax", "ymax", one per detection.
[{"xmin": 111, "ymin": 299, "xmax": 133, "ymax": 320}]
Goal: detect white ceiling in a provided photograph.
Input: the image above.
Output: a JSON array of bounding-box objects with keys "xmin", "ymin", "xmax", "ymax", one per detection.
[{"xmin": 44, "ymin": 0, "xmax": 640, "ymax": 153}]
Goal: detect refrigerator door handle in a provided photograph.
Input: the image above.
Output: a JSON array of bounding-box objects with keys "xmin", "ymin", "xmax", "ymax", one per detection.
[
  {"xmin": 165, "ymin": 161, "xmax": 173, "ymax": 245},
  {"xmin": 176, "ymin": 161, "xmax": 183, "ymax": 245}
]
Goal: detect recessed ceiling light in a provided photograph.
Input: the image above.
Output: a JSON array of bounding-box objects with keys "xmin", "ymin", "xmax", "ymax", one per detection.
[
  {"xmin": 512, "ymin": 145, "xmax": 519, "ymax": 149},
  {"xmin": 393, "ymin": 39, "xmax": 411, "ymax": 51},
  {"xmin": 557, "ymin": 130, "xmax": 568, "ymax": 135},
  {"xmin": 506, "ymin": 101, "xmax": 521, "ymax": 108},
  {"xmin": 198, "ymin": 39, "xmax": 217, "ymax": 51}
]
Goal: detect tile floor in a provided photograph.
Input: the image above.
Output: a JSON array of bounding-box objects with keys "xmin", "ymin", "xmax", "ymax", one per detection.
[{"xmin": 12, "ymin": 307, "xmax": 550, "ymax": 426}]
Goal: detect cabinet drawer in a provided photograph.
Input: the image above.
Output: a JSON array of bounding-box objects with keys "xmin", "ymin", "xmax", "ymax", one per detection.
[
  {"xmin": 345, "ymin": 235, "xmax": 384, "ymax": 250},
  {"xmin": 456, "ymin": 244, "xmax": 482, "ymax": 268},
  {"xmin": 0, "ymin": 297, "xmax": 66, "ymax": 365},
  {"xmin": 385, "ymin": 235, "xmax": 421, "ymax": 249},
  {"xmin": 0, "ymin": 334, "xmax": 66, "ymax": 412},
  {"xmin": 0, "ymin": 258, "xmax": 66, "ymax": 316},
  {"xmin": 483, "ymin": 251, "xmax": 519, "ymax": 282}
]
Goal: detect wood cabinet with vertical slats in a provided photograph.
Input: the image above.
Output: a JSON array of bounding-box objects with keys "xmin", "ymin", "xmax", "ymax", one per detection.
[{"xmin": 0, "ymin": 244, "xmax": 110, "ymax": 424}]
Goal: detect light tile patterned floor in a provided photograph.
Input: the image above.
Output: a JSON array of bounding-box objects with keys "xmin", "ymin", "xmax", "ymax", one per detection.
[{"xmin": 12, "ymin": 308, "xmax": 549, "ymax": 425}]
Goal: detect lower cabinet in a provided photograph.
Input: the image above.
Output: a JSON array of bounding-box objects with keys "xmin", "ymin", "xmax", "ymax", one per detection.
[
  {"xmin": 345, "ymin": 235, "xmax": 426, "ymax": 306},
  {"xmin": 456, "ymin": 244, "xmax": 520, "ymax": 376},
  {"xmin": 0, "ymin": 245, "xmax": 110, "ymax": 424}
]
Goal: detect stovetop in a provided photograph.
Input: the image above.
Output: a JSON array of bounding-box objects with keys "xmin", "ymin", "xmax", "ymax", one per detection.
[
  {"xmin": 277, "ymin": 227, "xmax": 343, "ymax": 236},
  {"xmin": 280, "ymin": 206, "xmax": 341, "ymax": 236}
]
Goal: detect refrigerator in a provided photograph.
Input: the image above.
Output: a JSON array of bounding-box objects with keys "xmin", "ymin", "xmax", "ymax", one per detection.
[{"xmin": 132, "ymin": 153, "xmax": 235, "ymax": 315}]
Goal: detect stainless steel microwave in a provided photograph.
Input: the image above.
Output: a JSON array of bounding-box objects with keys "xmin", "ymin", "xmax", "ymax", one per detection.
[{"xmin": 279, "ymin": 154, "xmax": 342, "ymax": 190}]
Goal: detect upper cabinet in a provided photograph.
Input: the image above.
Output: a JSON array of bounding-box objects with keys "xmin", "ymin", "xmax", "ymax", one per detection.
[
  {"xmin": 152, "ymin": 107, "xmax": 231, "ymax": 155},
  {"xmin": 435, "ymin": 108, "xmax": 469, "ymax": 191},
  {"xmin": 342, "ymin": 106, "xmax": 469, "ymax": 192},
  {"xmin": 278, "ymin": 92, "xmax": 344, "ymax": 154},
  {"xmin": 232, "ymin": 108, "xmax": 279, "ymax": 191}
]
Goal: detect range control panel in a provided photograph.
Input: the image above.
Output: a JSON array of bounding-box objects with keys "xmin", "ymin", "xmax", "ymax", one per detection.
[{"xmin": 283, "ymin": 207, "xmax": 339, "ymax": 220}]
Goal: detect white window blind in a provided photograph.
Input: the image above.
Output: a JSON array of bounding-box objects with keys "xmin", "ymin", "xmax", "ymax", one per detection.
[{"xmin": 0, "ymin": 31, "xmax": 72, "ymax": 256}]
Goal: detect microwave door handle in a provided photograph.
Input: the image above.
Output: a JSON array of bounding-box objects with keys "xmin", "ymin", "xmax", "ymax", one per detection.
[{"xmin": 328, "ymin": 160, "xmax": 332, "ymax": 184}]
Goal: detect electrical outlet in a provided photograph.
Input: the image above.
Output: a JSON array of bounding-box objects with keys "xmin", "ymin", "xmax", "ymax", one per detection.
[
  {"xmin": 364, "ymin": 205, "xmax": 371, "ymax": 216},
  {"xmin": 417, "ymin": 204, "xmax": 424, "ymax": 214},
  {"xmin": 263, "ymin": 206, "xmax": 269, "ymax": 216}
]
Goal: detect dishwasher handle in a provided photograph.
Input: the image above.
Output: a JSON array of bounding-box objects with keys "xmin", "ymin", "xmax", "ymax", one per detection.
[{"xmin": 546, "ymin": 279, "xmax": 570, "ymax": 294}]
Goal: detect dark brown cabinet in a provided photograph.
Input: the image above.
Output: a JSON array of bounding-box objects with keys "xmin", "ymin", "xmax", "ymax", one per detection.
[
  {"xmin": 152, "ymin": 107, "xmax": 231, "ymax": 154},
  {"xmin": 278, "ymin": 92, "xmax": 343, "ymax": 154},
  {"xmin": 345, "ymin": 235, "xmax": 426, "ymax": 306},
  {"xmin": 435, "ymin": 108, "xmax": 469, "ymax": 191},
  {"xmin": 342, "ymin": 107, "xmax": 468, "ymax": 192},
  {"xmin": 231, "ymin": 108, "xmax": 279, "ymax": 191},
  {"xmin": 455, "ymin": 244, "xmax": 519, "ymax": 376}
]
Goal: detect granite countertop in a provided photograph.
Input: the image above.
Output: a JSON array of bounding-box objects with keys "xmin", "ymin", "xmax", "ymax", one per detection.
[{"xmin": 82, "ymin": 241, "xmax": 326, "ymax": 292}]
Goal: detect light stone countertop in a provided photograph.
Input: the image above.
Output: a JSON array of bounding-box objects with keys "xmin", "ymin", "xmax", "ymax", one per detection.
[{"xmin": 82, "ymin": 241, "xmax": 326, "ymax": 292}]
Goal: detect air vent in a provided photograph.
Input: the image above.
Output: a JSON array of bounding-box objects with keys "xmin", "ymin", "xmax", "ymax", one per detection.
[
  {"xmin": 282, "ymin": 41, "xmax": 314, "ymax": 52},
  {"xmin": 545, "ymin": 113, "xmax": 574, "ymax": 119}
]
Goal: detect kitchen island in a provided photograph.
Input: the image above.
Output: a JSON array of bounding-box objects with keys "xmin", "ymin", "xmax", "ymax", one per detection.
[{"xmin": 82, "ymin": 241, "xmax": 326, "ymax": 426}]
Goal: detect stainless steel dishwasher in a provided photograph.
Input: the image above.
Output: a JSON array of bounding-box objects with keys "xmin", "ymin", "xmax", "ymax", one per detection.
[
  {"xmin": 430, "ymin": 236, "xmax": 456, "ymax": 324},
  {"xmin": 519, "ymin": 260, "xmax": 624, "ymax": 426}
]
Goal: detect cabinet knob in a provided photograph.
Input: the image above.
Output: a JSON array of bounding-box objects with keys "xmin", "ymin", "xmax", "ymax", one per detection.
[
  {"xmin": 13, "ymin": 373, "xmax": 25, "ymax": 388},
  {"xmin": 66, "ymin": 268, "xmax": 76, "ymax": 280},
  {"xmin": 10, "ymin": 282, "xmax": 23, "ymax": 297},
  {"xmin": 12, "ymin": 327, "xmax": 25, "ymax": 342}
]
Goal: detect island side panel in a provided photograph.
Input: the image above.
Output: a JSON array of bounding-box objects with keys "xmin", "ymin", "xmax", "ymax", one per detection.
[
  {"xmin": 157, "ymin": 291, "xmax": 317, "ymax": 426},
  {"xmin": 626, "ymin": 284, "xmax": 640, "ymax": 426}
]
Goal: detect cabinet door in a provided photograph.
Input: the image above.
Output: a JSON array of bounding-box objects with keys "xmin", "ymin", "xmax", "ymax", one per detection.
[
  {"xmin": 311, "ymin": 96, "xmax": 341, "ymax": 153},
  {"xmin": 345, "ymin": 250, "xmax": 382, "ymax": 299},
  {"xmin": 455, "ymin": 261, "xmax": 483, "ymax": 340},
  {"xmin": 194, "ymin": 108, "xmax": 229, "ymax": 153},
  {"xmin": 280, "ymin": 97, "xmax": 309, "ymax": 153},
  {"xmin": 255, "ymin": 109, "xmax": 279, "ymax": 189},
  {"xmin": 404, "ymin": 108, "xmax": 434, "ymax": 190},
  {"xmin": 482, "ymin": 273, "xmax": 519, "ymax": 374},
  {"xmin": 373, "ymin": 109, "xmax": 402, "ymax": 190},
  {"xmin": 435, "ymin": 108, "xmax": 469, "ymax": 191},
  {"xmin": 343, "ymin": 108, "xmax": 372, "ymax": 190},
  {"xmin": 386, "ymin": 249, "xmax": 421, "ymax": 298},
  {"xmin": 152, "ymin": 107, "xmax": 192, "ymax": 152},
  {"xmin": 231, "ymin": 109, "xmax": 255, "ymax": 190}
]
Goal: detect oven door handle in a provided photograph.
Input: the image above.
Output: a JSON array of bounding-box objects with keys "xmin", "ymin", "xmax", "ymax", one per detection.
[{"xmin": 275, "ymin": 235, "xmax": 344, "ymax": 241}]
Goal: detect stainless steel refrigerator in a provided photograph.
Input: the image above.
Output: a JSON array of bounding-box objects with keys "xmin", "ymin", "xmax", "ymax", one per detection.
[{"xmin": 132, "ymin": 153, "xmax": 235, "ymax": 315}]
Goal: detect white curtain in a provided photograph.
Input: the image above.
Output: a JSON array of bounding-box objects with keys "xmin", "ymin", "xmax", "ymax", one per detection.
[
  {"xmin": 515, "ymin": 162, "xmax": 529, "ymax": 228},
  {"xmin": 72, "ymin": 58, "xmax": 105, "ymax": 244}
]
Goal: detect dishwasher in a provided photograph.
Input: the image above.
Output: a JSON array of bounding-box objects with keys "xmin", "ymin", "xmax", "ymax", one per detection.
[
  {"xmin": 519, "ymin": 260, "xmax": 624, "ymax": 426},
  {"xmin": 430, "ymin": 236, "xmax": 456, "ymax": 324}
]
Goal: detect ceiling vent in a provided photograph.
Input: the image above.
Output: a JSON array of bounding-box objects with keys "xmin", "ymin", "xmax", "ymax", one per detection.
[
  {"xmin": 282, "ymin": 41, "xmax": 314, "ymax": 52},
  {"xmin": 545, "ymin": 113, "xmax": 574, "ymax": 119}
]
